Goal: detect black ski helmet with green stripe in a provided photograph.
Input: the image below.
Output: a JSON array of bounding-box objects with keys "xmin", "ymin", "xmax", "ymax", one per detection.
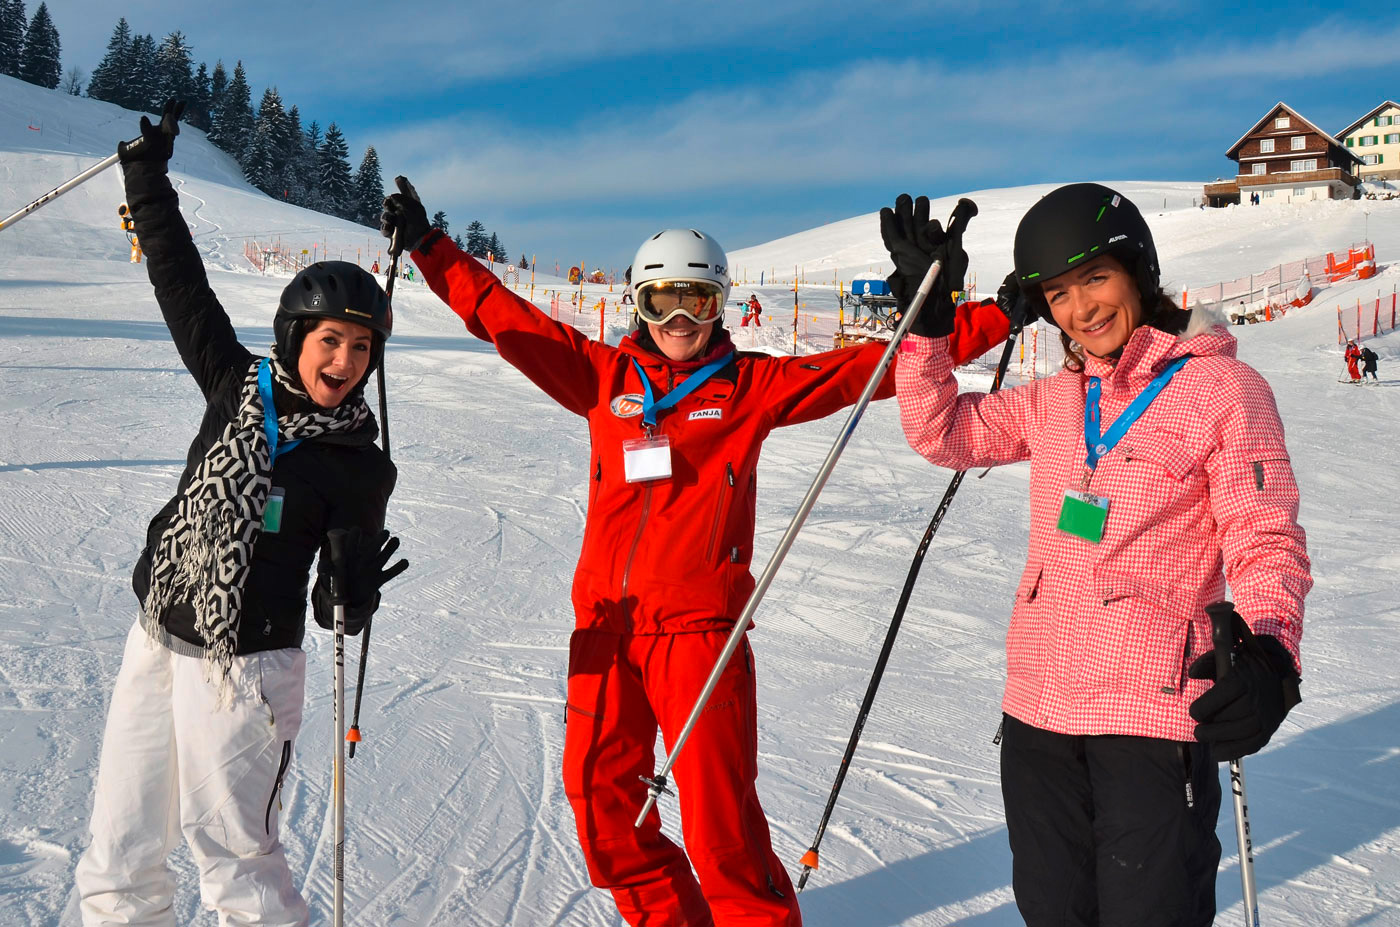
[{"xmin": 1013, "ymin": 183, "xmax": 1160, "ymax": 322}]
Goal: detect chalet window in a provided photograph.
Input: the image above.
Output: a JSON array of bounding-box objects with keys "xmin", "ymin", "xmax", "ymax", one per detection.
[
  {"xmin": 1377, "ymin": 116, "xmax": 1394, "ymax": 127},
  {"xmin": 1252, "ymin": 163, "xmax": 1267, "ymax": 175},
  {"xmin": 1289, "ymin": 159, "xmax": 1317, "ymax": 172},
  {"xmin": 1361, "ymin": 136, "xmax": 1378, "ymax": 146},
  {"xmin": 1387, "ymin": 134, "xmax": 1400, "ymax": 144},
  {"xmin": 1362, "ymin": 154, "xmax": 1381, "ymax": 165},
  {"xmin": 1291, "ymin": 136, "xmax": 1306, "ymax": 150},
  {"xmin": 1347, "ymin": 137, "xmax": 1355, "ymax": 148},
  {"xmin": 1275, "ymin": 117, "xmax": 1290, "ymax": 128},
  {"xmin": 1260, "ymin": 138, "xmax": 1275, "ymax": 153},
  {"xmin": 1293, "ymin": 188, "xmax": 1307, "ymax": 197}
]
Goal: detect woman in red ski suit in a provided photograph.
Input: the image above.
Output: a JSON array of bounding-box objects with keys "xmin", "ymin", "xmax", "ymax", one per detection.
[
  {"xmin": 1345, "ymin": 341, "xmax": 1363, "ymax": 381},
  {"xmin": 886, "ymin": 186, "xmax": 1311, "ymax": 926},
  {"xmin": 382, "ymin": 181, "xmax": 1009, "ymax": 926}
]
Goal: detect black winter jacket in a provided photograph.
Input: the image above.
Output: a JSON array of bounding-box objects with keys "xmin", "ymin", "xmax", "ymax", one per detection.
[{"xmin": 123, "ymin": 159, "xmax": 396, "ymax": 655}]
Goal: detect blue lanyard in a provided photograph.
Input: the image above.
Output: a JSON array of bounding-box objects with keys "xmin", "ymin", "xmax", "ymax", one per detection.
[
  {"xmin": 631, "ymin": 353, "xmax": 731, "ymax": 429},
  {"xmin": 258, "ymin": 358, "xmax": 302, "ymax": 462},
  {"xmin": 1084, "ymin": 355, "xmax": 1189, "ymax": 470}
]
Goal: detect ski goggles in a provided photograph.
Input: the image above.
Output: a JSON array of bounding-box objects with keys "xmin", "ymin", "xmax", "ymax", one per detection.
[{"xmin": 635, "ymin": 280, "xmax": 725, "ymax": 325}]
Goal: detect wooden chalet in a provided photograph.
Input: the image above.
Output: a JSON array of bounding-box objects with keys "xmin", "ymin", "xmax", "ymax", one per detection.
[{"xmin": 1204, "ymin": 102, "xmax": 1362, "ymax": 207}]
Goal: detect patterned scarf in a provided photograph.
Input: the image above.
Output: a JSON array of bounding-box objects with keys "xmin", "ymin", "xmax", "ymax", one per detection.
[{"xmin": 142, "ymin": 348, "xmax": 370, "ymax": 688}]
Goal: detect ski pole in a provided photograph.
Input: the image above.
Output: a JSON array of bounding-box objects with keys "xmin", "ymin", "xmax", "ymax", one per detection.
[
  {"xmin": 347, "ymin": 232, "xmax": 401, "ymax": 759},
  {"xmin": 1207, "ymin": 601, "xmax": 1261, "ymax": 927},
  {"xmin": 326, "ymin": 528, "xmax": 351, "ymax": 927},
  {"xmin": 0, "ymin": 130, "xmax": 152, "ymax": 233},
  {"xmin": 797, "ymin": 301, "xmax": 1025, "ymax": 890},
  {"xmin": 635, "ymin": 199, "xmax": 980, "ymax": 829}
]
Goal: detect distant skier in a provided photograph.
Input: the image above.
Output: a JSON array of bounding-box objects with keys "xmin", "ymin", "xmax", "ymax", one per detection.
[
  {"xmin": 75, "ymin": 102, "xmax": 408, "ymax": 926},
  {"xmin": 887, "ymin": 185, "xmax": 1309, "ymax": 927},
  {"xmin": 1345, "ymin": 341, "xmax": 1363, "ymax": 382},
  {"xmin": 1361, "ymin": 344, "xmax": 1379, "ymax": 381},
  {"xmin": 371, "ymin": 258, "xmax": 380, "ymax": 274},
  {"xmin": 620, "ymin": 265, "xmax": 634, "ymax": 305},
  {"xmin": 740, "ymin": 293, "xmax": 763, "ymax": 327},
  {"xmin": 381, "ymin": 176, "xmax": 1014, "ymax": 927}
]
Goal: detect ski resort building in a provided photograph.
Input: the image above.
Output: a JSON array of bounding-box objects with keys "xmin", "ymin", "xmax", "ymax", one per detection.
[
  {"xmin": 1336, "ymin": 101, "xmax": 1400, "ymax": 183},
  {"xmin": 1203, "ymin": 102, "xmax": 1363, "ymax": 207}
]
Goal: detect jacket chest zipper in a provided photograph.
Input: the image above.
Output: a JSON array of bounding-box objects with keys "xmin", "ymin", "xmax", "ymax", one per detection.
[
  {"xmin": 620, "ymin": 482, "xmax": 654, "ymax": 626},
  {"xmin": 706, "ymin": 463, "xmax": 735, "ymax": 564}
]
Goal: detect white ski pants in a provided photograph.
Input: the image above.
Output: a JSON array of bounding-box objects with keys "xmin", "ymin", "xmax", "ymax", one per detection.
[{"xmin": 75, "ymin": 620, "xmax": 309, "ymax": 926}]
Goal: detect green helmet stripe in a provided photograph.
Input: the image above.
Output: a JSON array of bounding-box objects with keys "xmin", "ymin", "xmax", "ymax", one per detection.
[
  {"xmin": 1095, "ymin": 205, "xmax": 1107, "ymax": 222},
  {"xmin": 1068, "ymin": 251, "xmax": 1087, "ymax": 264}
]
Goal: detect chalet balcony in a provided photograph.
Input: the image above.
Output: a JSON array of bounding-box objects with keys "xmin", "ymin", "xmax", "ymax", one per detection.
[{"xmin": 1236, "ymin": 166, "xmax": 1359, "ymax": 187}]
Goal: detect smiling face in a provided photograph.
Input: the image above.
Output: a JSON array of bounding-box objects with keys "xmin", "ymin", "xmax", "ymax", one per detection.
[
  {"xmin": 645, "ymin": 316, "xmax": 716, "ymax": 362},
  {"xmin": 1041, "ymin": 254, "xmax": 1144, "ymax": 361},
  {"xmin": 296, "ymin": 318, "xmax": 375, "ymax": 408}
]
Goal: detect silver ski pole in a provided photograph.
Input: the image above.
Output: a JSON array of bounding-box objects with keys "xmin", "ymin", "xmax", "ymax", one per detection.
[
  {"xmin": 1207, "ymin": 601, "xmax": 1260, "ymax": 927},
  {"xmin": 0, "ymin": 130, "xmax": 147, "ymax": 233},
  {"xmin": 635, "ymin": 199, "xmax": 979, "ymax": 828},
  {"xmin": 326, "ymin": 529, "xmax": 351, "ymax": 927}
]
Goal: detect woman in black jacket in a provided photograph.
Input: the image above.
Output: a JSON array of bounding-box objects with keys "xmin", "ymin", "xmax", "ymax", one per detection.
[{"xmin": 74, "ymin": 104, "xmax": 407, "ymax": 927}]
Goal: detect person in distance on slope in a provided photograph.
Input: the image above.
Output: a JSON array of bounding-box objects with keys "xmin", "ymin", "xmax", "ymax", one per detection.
[
  {"xmin": 75, "ymin": 103, "xmax": 409, "ymax": 927},
  {"xmin": 887, "ymin": 184, "xmax": 1311, "ymax": 927},
  {"xmin": 1360, "ymin": 344, "xmax": 1379, "ymax": 381},
  {"xmin": 1345, "ymin": 341, "xmax": 1363, "ymax": 382},
  {"xmin": 380, "ymin": 178, "xmax": 1013, "ymax": 927}
]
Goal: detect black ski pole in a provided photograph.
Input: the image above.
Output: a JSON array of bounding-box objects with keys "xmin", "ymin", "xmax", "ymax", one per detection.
[
  {"xmin": 347, "ymin": 229, "xmax": 401, "ymax": 759},
  {"xmin": 797, "ymin": 302, "xmax": 1026, "ymax": 891},
  {"xmin": 1207, "ymin": 601, "xmax": 1261, "ymax": 927}
]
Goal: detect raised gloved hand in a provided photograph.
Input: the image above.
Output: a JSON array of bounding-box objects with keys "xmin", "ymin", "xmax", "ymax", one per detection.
[
  {"xmin": 1187, "ymin": 609, "xmax": 1300, "ymax": 762},
  {"xmin": 379, "ymin": 175, "xmax": 431, "ymax": 256},
  {"xmin": 315, "ymin": 526, "xmax": 409, "ymax": 635},
  {"xmin": 995, "ymin": 271, "xmax": 1039, "ymax": 330},
  {"xmin": 118, "ymin": 99, "xmax": 184, "ymax": 164},
  {"xmin": 878, "ymin": 193, "xmax": 967, "ymax": 338}
]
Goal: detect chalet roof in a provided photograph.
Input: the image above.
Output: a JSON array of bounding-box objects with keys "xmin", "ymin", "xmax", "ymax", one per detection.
[
  {"xmin": 1226, "ymin": 102, "xmax": 1362, "ymax": 165},
  {"xmin": 1336, "ymin": 100, "xmax": 1400, "ymax": 139}
]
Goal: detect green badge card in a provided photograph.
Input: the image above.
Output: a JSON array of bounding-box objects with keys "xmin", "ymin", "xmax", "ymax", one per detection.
[{"xmin": 1057, "ymin": 490, "xmax": 1108, "ymax": 543}]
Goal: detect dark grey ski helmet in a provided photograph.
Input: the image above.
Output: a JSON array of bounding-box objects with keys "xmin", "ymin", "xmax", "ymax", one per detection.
[
  {"xmin": 274, "ymin": 261, "xmax": 392, "ymax": 367},
  {"xmin": 1013, "ymin": 183, "xmax": 1160, "ymax": 322}
]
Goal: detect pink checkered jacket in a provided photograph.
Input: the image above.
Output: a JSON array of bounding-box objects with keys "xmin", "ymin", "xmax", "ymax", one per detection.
[{"xmin": 897, "ymin": 314, "xmax": 1310, "ymax": 740}]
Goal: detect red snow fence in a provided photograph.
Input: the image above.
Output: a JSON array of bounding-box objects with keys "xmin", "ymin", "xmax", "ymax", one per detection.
[
  {"xmin": 1186, "ymin": 241, "xmax": 1375, "ymax": 324},
  {"xmin": 1337, "ymin": 286, "xmax": 1399, "ymax": 344}
]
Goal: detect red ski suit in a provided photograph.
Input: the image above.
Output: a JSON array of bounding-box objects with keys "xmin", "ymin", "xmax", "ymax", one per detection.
[
  {"xmin": 1345, "ymin": 343, "xmax": 1362, "ymax": 381},
  {"xmin": 413, "ymin": 232, "xmax": 1009, "ymax": 926}
]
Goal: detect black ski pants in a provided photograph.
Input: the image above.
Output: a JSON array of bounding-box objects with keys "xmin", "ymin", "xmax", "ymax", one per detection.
[{"xmin": 999, "ymin": 714, "xmax": 1222, "ymax": 927}]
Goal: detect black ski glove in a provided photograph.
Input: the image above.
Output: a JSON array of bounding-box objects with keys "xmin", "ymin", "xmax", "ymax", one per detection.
[
  {"xmin": 314, "ymin": 527, "xmax": 410, "ymax": 635},
  {"xmin": 995, "ymin": 271, "xmax": 1039, "ymax": 330},
  {"xmin": 1187, "ymin": 609, "xmax": 1301, "ymax": 762},
  {"xmin": 878, "ymin": 193, "xmax": 967, "ymax": 338},
  {"xmin": 118, "ymin": 99, "xmax": 184, "ymax": 164},
  {"xmin": 379, "ymin": 175, "xmax": 432, "ymax": 256}
]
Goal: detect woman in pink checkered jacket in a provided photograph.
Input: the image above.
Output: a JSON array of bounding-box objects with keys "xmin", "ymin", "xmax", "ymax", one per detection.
[{"xmin": 882, "ymin": 184, "xmax": 1311, "ymax": 927}]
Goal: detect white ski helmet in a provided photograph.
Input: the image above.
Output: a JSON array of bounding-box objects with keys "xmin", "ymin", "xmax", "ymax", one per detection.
[{"xmin": 631, "ymin": 229, "xmax": 731, "ymax": 311}]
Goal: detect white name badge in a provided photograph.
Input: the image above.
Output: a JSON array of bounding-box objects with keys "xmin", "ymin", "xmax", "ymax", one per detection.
[{"xmin": 622, "ymin": 435, "xmax": 672, "ymax": 483}]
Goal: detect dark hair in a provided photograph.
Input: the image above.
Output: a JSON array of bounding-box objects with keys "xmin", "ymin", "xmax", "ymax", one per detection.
[{"xmin": 1058, "ymin": 289, "xmax": 1189, "ymax": 372}]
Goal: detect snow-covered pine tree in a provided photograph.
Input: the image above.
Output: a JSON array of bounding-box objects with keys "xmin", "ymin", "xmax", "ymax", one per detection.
[
  {"xmin": 84, "ymin": 17, "xmax": 129, "ymax": 103},
  {"xmin": 464, "ymin": 220, "xmax": 488, "ymax": 257},
  {"xmin": 280, "ymin": 105, "xmax": 308, "ymax": 204},
  {"xmin": 246, "ymin": 86, "xmax": 293, "ymax": 196},
  {"xmin": 125, "ymin": 33, "xmax": 157, "ymax": 111},
  {"xmin": 186, "ymin": 62, "xmax": 212, "ymax": 132},
  {"xmin": 318, "ymin": 122, "xmax": 353, "ymax": 219},
  {"xmin": 18, "ymin": 1, "xmax": 61, "ymax": 90},
  {"xmin": 353, "ymin": 146, "xmax": 384, "ymax": 226},
  {"xmin": 453, "ymin": 234, "xmax": 466, "ymax": 250},
  {"xmin": 0, "ymin": 0, "xmax": 28, "ymax": 79},
  {"xmin": 206, "ymin": 60, "xmax": 226, "ymax": 125},
  {"xmin": 153, "ymin": 31, "xmax": 194, "ymax": 112},
  {"xmin": 299, "ymin": 119, "xmax": 323, "ymax": 210},
  {"xmin": 486, "ymin": 232, "xmax": 505, "ymax": 264},
  {"xmin": 209, "ymin": 60, "xmax": 252, "ymax": 162},
  {"xmin": 431, "ymin": 210, "xmax": 449, "ymax": 233}
]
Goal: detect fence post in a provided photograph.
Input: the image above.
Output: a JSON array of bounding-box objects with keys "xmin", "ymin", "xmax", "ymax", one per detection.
[
  {"xmin": 1338, "ymin": 305, "xmax": 1343, "ymax": 344},
  {"xmin": 1357, "ymin": 298, "xmax": 1362, "ymax": 338},
  {"xmin": 1374, "ymin": 294, "xmax": 1380, "ymax": 336}
]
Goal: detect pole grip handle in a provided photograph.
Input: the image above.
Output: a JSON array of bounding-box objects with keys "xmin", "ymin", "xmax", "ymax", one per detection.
[
  {"xmin": 1206, "ymin": 600, "xmax": 1237, "ymax": 683},
  {"xmin": 327, "ymin": 528, "xmax": 351, "ymax": 605},
  {"xmin": 946, "ymin": 197, "xmax": 979, "ymax": 238}
]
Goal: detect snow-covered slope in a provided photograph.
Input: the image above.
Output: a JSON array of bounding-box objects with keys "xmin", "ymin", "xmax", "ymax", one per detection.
[{"xmin": 2, "ymin": 77, "xmax": 1398, "ymax": 926}]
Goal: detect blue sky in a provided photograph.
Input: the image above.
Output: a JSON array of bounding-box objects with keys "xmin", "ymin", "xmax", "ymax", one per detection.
[{"xmin": 47, "ymin": 1, "xmax": 1400, "ymax": 272}]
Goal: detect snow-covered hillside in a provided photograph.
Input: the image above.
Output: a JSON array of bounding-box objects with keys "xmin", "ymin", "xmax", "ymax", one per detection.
[{"xmin": 1, "ymin": 76, "xmax": 1398, "ymax": 926}]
